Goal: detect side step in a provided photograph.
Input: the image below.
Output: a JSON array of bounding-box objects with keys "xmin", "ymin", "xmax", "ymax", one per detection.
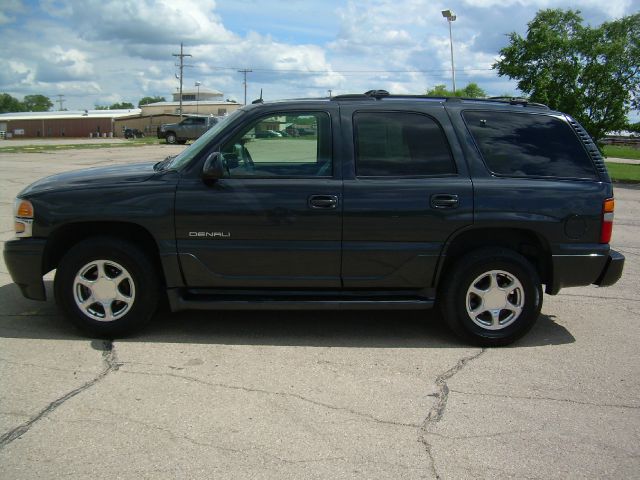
[{"xmin": 167, "ymin": 289, "xmax": 435, "ymax": 312}]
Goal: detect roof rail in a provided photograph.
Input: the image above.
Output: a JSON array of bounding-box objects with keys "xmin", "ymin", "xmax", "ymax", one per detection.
[
  {"xmin": 329, "ymin": 91, "xmax": 549, "ymax": 109},
  {"xmin": 487, "ymin": 96, "xmax": 549, "ymax": 109},
  {"xmin": 331, "ymin": 90, "xmax": 391, "ymax": 101},
  {"xmin": 364, "ymin": 89, "xmax": 390, "ymax": 99}
]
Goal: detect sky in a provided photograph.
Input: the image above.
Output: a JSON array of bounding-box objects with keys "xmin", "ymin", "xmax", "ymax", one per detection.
[{"xmin": 0, "ymin": 0, "xmax": 637, "ymax": 110}]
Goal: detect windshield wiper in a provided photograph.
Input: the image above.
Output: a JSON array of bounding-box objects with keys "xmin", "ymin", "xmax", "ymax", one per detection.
[{"xmin": 154, "ymin": 155, "xmax": 176, "ymax": 171}]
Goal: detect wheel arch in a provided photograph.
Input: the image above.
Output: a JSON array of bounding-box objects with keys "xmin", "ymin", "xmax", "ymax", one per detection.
[
  {"xmin": 435, "ymin": 227, "xmax": 551, "ymax": 288},
  {"xmin": 44, "ymin": 221, "xmax": 166, "ymax": 287}
]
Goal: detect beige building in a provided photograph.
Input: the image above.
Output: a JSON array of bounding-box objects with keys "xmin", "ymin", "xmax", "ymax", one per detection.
[{"xmin": 140, "ymin": 87, "xmax": 241, "ymax": 117}]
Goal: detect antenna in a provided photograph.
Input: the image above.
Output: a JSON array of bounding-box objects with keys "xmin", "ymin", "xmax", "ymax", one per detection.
[{"xmin": 252, "ymin": 89, "xmax": 264, "ymax": 105}]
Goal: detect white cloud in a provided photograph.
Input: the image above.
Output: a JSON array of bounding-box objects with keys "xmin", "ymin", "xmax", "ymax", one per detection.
[
  {"xmin": 1, "ymin": 0, "xmax": 637, "ymax": 109},
  {"xmin": 47, "ymin": 0, "xmax": 234, "ymax": 45}
]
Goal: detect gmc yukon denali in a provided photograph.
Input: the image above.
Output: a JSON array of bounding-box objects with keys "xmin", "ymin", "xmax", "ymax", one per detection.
[{"xmin": 4, "ymin": 91, "xmax": 625, "ymax": 346}]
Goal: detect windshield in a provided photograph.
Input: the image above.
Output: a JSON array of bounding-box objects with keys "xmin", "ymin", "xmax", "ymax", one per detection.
[{"xmin": 166, "ymin": 109, "xmax": 246, "ymax": 171}]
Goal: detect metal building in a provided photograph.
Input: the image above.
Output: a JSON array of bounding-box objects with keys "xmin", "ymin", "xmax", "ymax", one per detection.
[{"xmin": 0, "ymin": 109, "xmax": 141, "ymax": 139}]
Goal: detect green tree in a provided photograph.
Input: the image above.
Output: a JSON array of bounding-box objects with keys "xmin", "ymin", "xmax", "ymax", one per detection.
[
  {"xmin": 425, "ymin": 82, "xmax": 487, "ymax": 98},
  {"xmin": 23, "ymin": 94, "xmax": 53, "ymax": 111},
  {"xmin": 95, "ymin": 102, "xmax": 136, "ymax": 110},
  {"xmin": 138, "ymin": 96, "xmax": 165, "ymax": 107},
  {"xmin": 110, "ymin": 102, "xmax": 135, "ymax": 109},
  {"xmin": 494, "ymin": 9, "xmax": 640, "ymax": 143},
  {"xmin": 0, "ymin": 93, "xmax": 25, "ymax": 113}
]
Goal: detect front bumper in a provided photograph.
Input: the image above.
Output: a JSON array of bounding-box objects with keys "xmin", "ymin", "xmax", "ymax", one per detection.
[{"xmin": 3, "ymin": 238, "xmax": 47, "ymax": 301}]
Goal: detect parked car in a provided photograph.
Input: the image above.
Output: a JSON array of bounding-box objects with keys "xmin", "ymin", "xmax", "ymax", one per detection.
[
  {"xmin": 123, "ymin": 128, "xmax": 144, "ymax": 139},
  {"xmin": 255, "ymin": 129, "xmax": 282, "ymax": 138},
  {"xmin": 157, "ymin": 115, "xmax": 218, "ymax": 144},
  {"xmin": 4, "ymin": 90, "xmax": 624, "ymax": 345}
]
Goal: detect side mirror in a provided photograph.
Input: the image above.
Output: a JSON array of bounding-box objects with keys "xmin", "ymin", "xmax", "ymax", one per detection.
[{"xmin": 202, "ymin": 152, "xmax": 224, "ymax": 180}]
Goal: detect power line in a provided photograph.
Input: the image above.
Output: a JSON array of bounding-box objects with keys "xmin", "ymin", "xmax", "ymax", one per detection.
[
  {"xmin": 195, "ymin": 66, "xmax": 494, "ymax": 74},
  {"xmin": 172, "ymin": 43, "xmax": 192, "ymax": 118}
]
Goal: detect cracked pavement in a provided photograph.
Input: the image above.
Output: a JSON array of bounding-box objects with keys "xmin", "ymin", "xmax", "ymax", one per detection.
[{"xmin": 1, "ymin": 145, "xmax": 639, "ymax": 478}]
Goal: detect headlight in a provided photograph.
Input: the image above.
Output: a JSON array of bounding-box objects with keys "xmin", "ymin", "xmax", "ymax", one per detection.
[{"xmin": 14, "ymin": 198, "xmax": 34, "ymax": 238}]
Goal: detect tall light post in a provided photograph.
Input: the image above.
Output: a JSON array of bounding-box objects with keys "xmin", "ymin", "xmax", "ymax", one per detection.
[
  {"xmin": 195, "ymin": 81, "xmax": 201, "ymax": 114},
  {"xmin": 441, "ymin": 9, "xmax": 457, "ymax": 94}
]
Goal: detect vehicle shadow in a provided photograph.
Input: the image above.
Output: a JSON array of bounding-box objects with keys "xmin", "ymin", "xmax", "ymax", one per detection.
[{"xmin": 0, "ymin": 281, "xmax": 575, "ymax": 348}]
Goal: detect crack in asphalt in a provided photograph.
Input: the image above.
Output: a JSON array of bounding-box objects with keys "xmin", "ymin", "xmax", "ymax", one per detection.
[
  {"xmin": 66, "ymin": 410, "xmax": 350, "ymax": 466},
  {"xmin": 418, "ymin": 349, "xmax": 486, "ymax": 479},
  {"xmin": 120, "ymin": 369, "xmax": 420, "ymax": 429},
  {"xmin": 450, "ymin": 389, "xmax": 640, "ymax": 410},
  {"xmin": 0, "ymin": 340, "xmax": 119, "ymax": 450}
]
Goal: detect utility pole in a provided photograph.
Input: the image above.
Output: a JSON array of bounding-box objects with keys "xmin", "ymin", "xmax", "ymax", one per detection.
[
  {"xmin": 56, "ymin": 94, "xmax": 65, "ymax": 111},
  {"xmin": 238, "ymin": 68, "xmax": 252, "ymax": 105},
  {"xmin": 173, "ymin": 43, "xmax": 192, "ymax": 118}
]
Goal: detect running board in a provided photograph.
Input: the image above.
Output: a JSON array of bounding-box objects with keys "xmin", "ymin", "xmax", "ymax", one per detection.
[{"xmin": 166, "ymin": 289, "xmax": 435, "ymax": 312}]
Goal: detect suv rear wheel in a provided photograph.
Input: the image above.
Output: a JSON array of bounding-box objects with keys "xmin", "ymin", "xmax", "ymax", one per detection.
[
  {"xmin": 440, "ymin": 248, "xmax": 542, "ymax": 347},
  {"xmin": 54, "ymin": 237, "xmax": 159, "ymax": 337}
]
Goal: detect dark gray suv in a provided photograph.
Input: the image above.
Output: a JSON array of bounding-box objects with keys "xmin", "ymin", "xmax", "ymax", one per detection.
[{"xmin": 5, "ymin": 91, "xmax": 624, "ymax": 345}]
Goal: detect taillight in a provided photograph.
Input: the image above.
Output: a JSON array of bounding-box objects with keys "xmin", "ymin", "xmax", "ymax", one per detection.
[{"xmin": 600, "ymin": 198, "xmax": 615, "ymax": 244}]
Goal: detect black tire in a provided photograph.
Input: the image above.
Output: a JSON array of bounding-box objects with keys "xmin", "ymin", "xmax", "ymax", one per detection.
[
  {"xmin": 54, "ymin": 237, "xmax": 159, "ymax": 337},
  {"xmin": 166, "ymin": 133, "xmax": 177, "ymax": 144},
  {"xmin": 439, "ymin": 247, "xmax": 542, "ymax": 347}
]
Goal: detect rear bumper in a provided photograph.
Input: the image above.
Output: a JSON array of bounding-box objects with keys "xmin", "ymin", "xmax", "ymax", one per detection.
[
  {"xmin": 3, "ymin": 238, "xmax": 47, "ymax": 301},
  {"xmin": 546, "ymin": 245, "xmax": 625, "ymax": 294},
  {"xmin": 594, "ymin": 250, "xmax": 625, "ymax": 287}
]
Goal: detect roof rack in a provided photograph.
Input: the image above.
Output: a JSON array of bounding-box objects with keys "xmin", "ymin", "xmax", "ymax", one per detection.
[{"xmin": 329, "ymin": 91, "xmax": 549, "ymax": 109}]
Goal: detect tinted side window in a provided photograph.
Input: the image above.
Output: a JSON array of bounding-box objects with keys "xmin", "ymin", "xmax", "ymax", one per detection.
[
  {"xmin": 354, "ymin": 112, "xmax": 456, "ymax": 177},
  {"xmin": 221, "ymin": 112, "xmax": 331, "ymax": 178},
  {"xmin": 463, "ymin": 111, "xmax": 597, "ymax": 179}
]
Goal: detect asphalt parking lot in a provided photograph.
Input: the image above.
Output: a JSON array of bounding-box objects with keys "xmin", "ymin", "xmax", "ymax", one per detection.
[{"xmin": 0, "ymin": 142, "xmax": 638, "ymax": 479}]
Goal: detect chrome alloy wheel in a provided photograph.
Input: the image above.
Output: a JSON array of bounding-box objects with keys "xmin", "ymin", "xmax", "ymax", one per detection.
[
  {"xmin": 465, "ymin": 270, "xmax": 524, "ymax": 330},
  {"xmin": 73, "ymin": 260, "xmax": 135, "ymax": 322}
]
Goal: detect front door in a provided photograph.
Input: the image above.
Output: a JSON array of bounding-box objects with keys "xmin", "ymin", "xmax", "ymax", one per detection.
[{"xmin": 175, "ymin": 108, "xmax": 342, "ymax": 288}]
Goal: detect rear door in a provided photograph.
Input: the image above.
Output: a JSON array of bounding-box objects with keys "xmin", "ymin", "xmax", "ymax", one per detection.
[{"xmin": 340, "ymin": 103, "xmax": 473, "ymax": 289}]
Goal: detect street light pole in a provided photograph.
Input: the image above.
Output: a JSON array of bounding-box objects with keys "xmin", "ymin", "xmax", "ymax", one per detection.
[
  {"xmin": 195, "ymin": 81, "xmax": 201, "ymax": 114},
  {"xmin": 441, "ymin": 9, "xmax": 457, "ymax": 94}
]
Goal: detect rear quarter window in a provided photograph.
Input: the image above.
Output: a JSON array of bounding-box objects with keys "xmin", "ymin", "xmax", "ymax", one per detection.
[{"xmin": 462, "ymin": 111, "xmax": 597, "ymax": 180}]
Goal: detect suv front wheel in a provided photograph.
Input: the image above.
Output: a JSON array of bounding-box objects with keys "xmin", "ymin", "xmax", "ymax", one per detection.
[
  {"xmin": 54, "ymin": 237, "xmax": 159, "ymax": 337},
  {"xmin": 440, "ymin": 248, "xmax": 542, "ymax": 347}
]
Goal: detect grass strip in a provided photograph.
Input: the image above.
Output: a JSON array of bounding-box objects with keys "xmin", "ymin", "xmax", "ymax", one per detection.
[
  {"xmin": 603, "ymin": 145, "xmax": 640, "ymax": 160},
  {"xmin": 0, "ymin": 138, "xmax": 165, "ymax": 153},
  {"xmin": 606, "ymin": 162, "xmax": 640, "ymax": 183}
]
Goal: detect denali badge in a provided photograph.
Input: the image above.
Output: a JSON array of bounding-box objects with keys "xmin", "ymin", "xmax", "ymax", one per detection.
[{"xmin": 188, "ymin": 232, "xmax": 231, "ymax": 238}]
